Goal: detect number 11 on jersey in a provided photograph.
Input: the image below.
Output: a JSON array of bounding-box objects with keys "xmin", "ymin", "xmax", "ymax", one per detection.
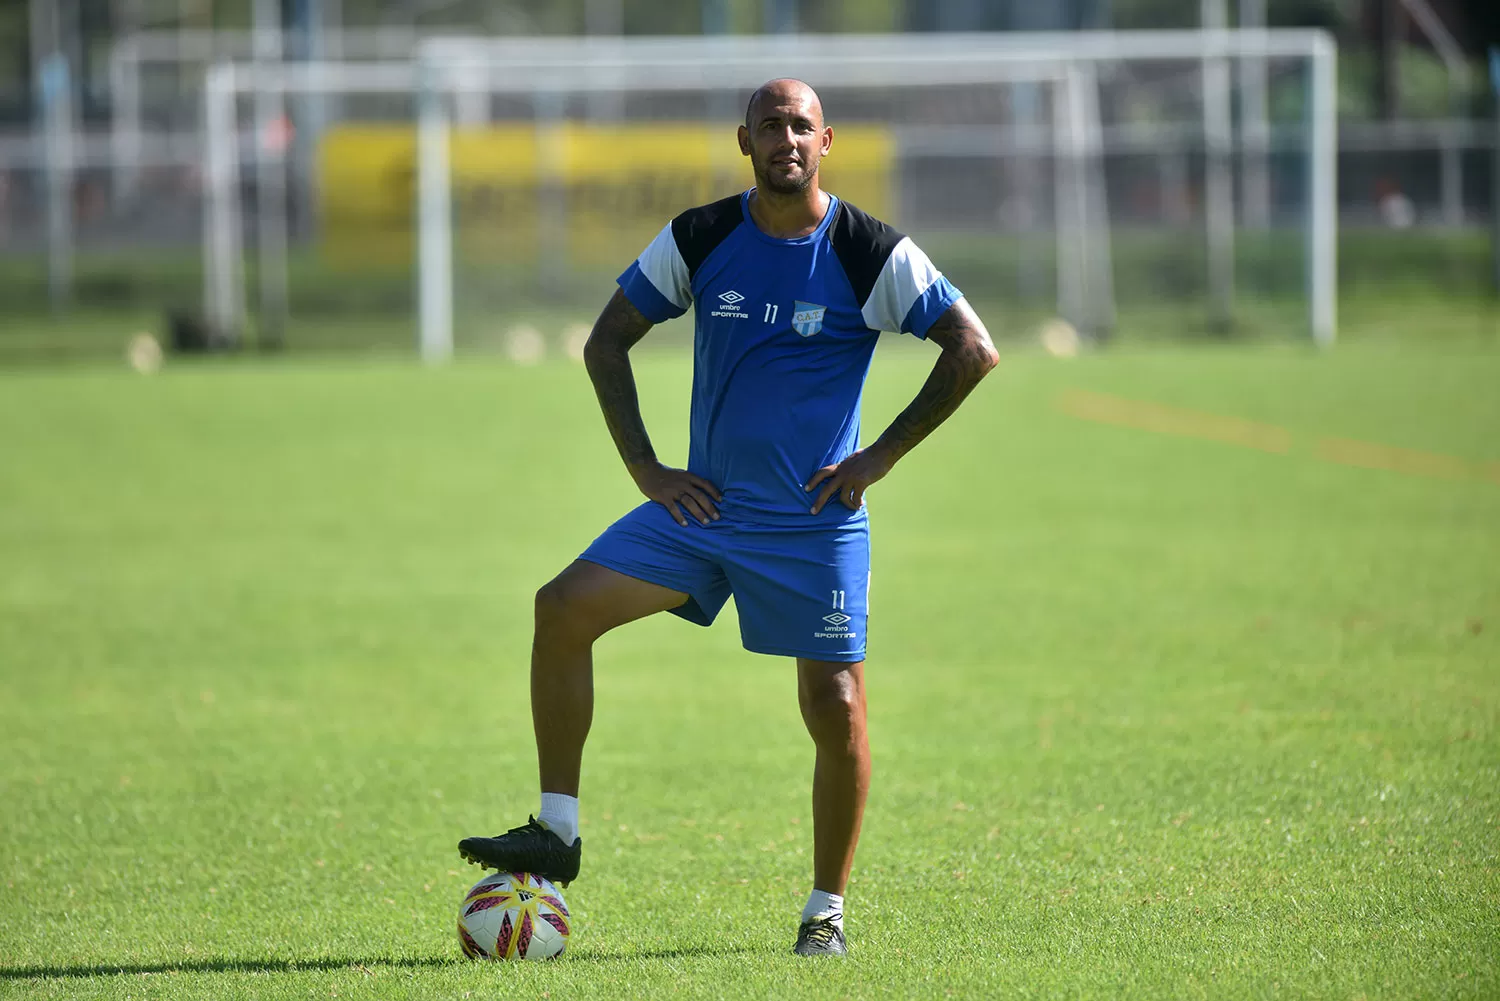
[
  {"xmin": 764, "ymin": 303, "xmax": 778, "ymax": 324},
  {"xmin": 831, "ymin": 589, "xmax": 845, "ymax": 610}
]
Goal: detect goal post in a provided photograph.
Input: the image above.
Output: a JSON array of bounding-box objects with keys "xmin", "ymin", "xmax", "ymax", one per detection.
[
  {"xmin": 112, "ymin": 28, "xmax": 442, "ymax": 206},
  {"xmin": 203, "ymin": 51, "xmax": 1093, "ymax": 356},
  {"xmin": 408, "ymin": 41, "xmax": 1116, "ymax": 360},
  {"xmin": 411, "ymin": 30, "xmax": 1337, "ymax": 355},
  {"xmin": 410, "ymin": 45, "xmax": 1094, "ymax": 362},
  {"xmin": 416, "ymin": 59, "xmax": 453, "ymax": 364},
  {"xmin": 201, "ymin": 60, "xmax": 420, "ymax": 347},
  {"xmin": 202, "ymin": 29, "xmax": 1337, "ymax": 358}
]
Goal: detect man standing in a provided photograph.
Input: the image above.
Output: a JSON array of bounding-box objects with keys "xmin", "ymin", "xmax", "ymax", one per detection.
[{"xmin": 459, "ymin": 79, "xmax": 998, "ymax": 957}]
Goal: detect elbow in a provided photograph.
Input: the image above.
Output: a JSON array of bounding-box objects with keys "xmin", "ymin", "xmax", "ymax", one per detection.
[
  {"xmin": 975, "ymin": 341, "xmax": 999, "ymax": 377},
  {"xmin": 581, "ymin": 334, "xmax": 611, "ymax": 374},
  {"xmin": 966, "ymin": 335, "xmax": 999, "ymax": 381},
  {"xmin": 939, "ymin": 337, "xmax": 997, "ymax": 385}
]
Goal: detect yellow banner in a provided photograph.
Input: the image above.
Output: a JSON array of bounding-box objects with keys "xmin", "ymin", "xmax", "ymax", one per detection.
[{"xmin": 318, "ymin": 123, "xmax": 893, "ymax": 267}]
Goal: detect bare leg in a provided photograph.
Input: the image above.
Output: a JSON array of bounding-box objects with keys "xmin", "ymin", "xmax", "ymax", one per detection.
[
  {"xmin": 796, "ymin": 659, "xmax": 871, "ymax": 895},
  {"xmin": 532, "ymin": 560, "xmax": 688, "ymax": 797}
]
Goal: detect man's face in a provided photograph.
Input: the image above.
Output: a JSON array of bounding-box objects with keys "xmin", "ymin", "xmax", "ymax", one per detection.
[{"xmin": 738, "ymin": 89, "xmax": 832, "ymax": 195}]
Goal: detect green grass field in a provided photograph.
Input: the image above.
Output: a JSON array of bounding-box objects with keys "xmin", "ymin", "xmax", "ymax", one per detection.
[
  {"xmin": 3, "ymin": 226, "xmax": 1497, "ymax": 362},
  {"xmin": 2, "ymin": 337, "xmax": 1497, "ymax": 999}
]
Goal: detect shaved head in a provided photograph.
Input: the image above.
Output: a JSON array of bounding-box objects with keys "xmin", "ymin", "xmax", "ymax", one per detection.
[
  {"xmin": 738, "ymin": 78, "xmax": 832, "ymax": 197},
  {"xmin": 744, "ymin": 78, "xmax": 824, "ymax": 130}
]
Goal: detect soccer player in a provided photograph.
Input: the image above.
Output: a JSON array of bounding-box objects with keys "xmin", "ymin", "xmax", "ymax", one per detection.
[{"xmin": 459, "ymin": 79, "xmax": 998, "ymax": 957}]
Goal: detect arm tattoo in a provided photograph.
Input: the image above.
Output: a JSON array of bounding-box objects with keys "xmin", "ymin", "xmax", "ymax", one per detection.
[
  {"xmin": 871, "ymin": 299, "xmax": 998, "ymax": 463},
  {"xmin": 583, "ymin": 288, "xmax": 659, "ymax": 470}
]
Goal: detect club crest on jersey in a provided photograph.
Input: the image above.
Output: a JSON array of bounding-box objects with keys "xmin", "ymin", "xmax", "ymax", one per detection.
[{"xmin": 792, "ymin": 301, "xmax": 826, "ymax": 338}]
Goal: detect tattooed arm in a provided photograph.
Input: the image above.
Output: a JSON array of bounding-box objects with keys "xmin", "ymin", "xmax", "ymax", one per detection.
[
  {"xmin": 583, "ymin": 288, "xmax": 722, "ymax": 527},
  {"xmin": 806, "ymin": 298, "xmax": 998, "ymax": 514},
  {"xmin": 582, "ymin": 289, "xmax": 657, "ymax": 469},
  {"xmin": 871, "ymin": 298, "xmax": 999, "ymax": 464}
]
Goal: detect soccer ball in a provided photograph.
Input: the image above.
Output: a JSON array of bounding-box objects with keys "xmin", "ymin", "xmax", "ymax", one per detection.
[
  {"xmin": 1039, "ymin": 318, "xmax": 1080, "ymax": 358},
  {"xmin": 457, "ymin": 872, "xmax": 570, "ymax": 960}
]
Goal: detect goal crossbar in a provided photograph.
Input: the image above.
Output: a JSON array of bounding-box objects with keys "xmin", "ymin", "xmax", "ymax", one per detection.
[{"xmin": 418, "ymin": 28, "xmax": 1332, "ymax": 62}]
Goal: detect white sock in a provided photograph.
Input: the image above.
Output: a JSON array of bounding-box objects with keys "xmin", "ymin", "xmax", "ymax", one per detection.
[
  {"xmin": 536, "ymin": 792, "xmax": 579, "ymax": 846},
  {"xmin": 801, "ymin": 889, "xmax": 844, "ymax": 927}
]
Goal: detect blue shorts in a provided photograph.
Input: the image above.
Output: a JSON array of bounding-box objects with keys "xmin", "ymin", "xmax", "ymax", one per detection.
[{"xmin": 579, "ymin": 502, "xmax": 870, "ymax": 662}]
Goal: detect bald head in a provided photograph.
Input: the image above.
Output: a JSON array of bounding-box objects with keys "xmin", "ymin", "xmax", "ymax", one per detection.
[
  {"xmin": 738, "ymin": 77, "xmax": 832, "ymax": 197},
  {"xmin": 744, "ymin": 78, "xmax": 824, "ymax": 130}
]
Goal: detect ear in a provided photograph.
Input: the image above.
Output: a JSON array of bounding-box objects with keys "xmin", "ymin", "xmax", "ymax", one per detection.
[
  {"xmin": 737, "ymin": 125, "xmax": 751, "ymax": 157},
  {"xmin": 821, "ymin": 125, "xmax": 833, "ymax": 156}
]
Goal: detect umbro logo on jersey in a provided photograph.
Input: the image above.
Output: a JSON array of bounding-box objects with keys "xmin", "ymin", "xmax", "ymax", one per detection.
[
  {"xmin": 792, "ymin": 301, "xmax": 826, "ymax": 337},
  {"xmin": 710, "ymin": 289, "xmax": 750, "ymax": 320},
  {"xmin": 822, "ymin": 612, "xmax": 851, "ymax": 626}
]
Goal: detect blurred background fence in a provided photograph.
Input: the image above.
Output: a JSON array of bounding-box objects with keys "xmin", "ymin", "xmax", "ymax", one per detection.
[{"xmin": 0, "ymin": 0, "xmax": 1497, "ymax": 362}]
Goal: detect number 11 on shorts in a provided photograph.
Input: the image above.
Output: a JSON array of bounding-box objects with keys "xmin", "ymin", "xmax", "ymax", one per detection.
[{"xmin": 831, "ymin": 590, "xmax": 845, "ymax": 610}]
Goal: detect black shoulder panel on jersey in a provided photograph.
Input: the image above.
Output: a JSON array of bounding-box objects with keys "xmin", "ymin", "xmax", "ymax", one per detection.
[
  {"xmin": 671, "ymin": 194, "xmax": 744, "ymax": 280},
  {"xmin": 828, "ymin": 200, "xmax": 907, "ymax": 307}
]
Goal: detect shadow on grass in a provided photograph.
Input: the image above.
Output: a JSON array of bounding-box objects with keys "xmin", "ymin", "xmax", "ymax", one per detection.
[
  {"xmin": 0, "ymin": 945, "xmax": 760, "ymax": 980},
  {"xmin": 0, "ymin": 956, "xmax": 455, "ymax": 981},
  {"xmin": 571, "ymin": 944, "xmax": 760, "ymax": 964}
]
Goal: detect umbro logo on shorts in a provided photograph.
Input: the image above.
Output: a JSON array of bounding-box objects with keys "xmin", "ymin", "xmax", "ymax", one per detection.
[{"xmin": 815, "ymin": 610, "xmax": 856, "ymax": 641}]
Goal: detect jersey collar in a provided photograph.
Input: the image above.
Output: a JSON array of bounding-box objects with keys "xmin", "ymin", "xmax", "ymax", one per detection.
[{"xmin": 739, "ymin": 188, "xmax": 840, "ymax": 247}]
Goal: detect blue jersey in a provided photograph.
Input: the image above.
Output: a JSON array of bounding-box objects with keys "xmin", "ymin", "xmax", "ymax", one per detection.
[{"xmin": 617, "ymin": 189, "xmax": 962, "ymax": 525}]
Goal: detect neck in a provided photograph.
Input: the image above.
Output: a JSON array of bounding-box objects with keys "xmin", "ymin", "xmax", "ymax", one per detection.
[{"xmin": 747, "ymin": 183, "xmax": 829, "ymax": 240}]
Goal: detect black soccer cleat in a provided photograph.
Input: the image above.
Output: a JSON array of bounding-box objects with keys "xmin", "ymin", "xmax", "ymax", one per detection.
[
  {"xmin": 457, "ymin": 817, "xmax": 581, "ymax": 887},
  {"xmin": 793, "ymin": 915, "xmax": 848, "ymax": 957}
]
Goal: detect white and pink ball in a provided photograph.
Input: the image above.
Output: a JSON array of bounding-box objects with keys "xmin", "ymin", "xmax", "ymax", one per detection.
[{"xmin": 457, "ymin": 871, "xmax": 570, "ymax": 961}]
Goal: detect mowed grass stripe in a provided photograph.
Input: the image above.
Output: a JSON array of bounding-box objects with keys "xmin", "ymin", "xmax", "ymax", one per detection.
[
  {"xmin": 1057, "ymin": 387, "xmax": 1295, "ymax": 454},
  {"xmin": 0, "ymin": 345, "xmax": 1496, "ymax": 1000},
  {"xmin": 1058, "ymin": 387, "xmax": 1500, "ymax": 484}
]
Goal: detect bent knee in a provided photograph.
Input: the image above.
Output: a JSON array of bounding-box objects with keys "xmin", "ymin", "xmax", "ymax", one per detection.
[
  {"xmin": 534, "ymin": 576, "xmax": 584, "ymax": 631},
  {"xmin": 534, "ymin": 572, "xmax": 613, "ymax": 643}
]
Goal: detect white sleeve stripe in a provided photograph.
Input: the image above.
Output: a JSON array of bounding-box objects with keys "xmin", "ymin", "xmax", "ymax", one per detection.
[
  {"xmin": 636, "ymin": 223, "xmax": 692, "ymax": 310},
  {"xmin": 859, "ymin": 237, "xmax": 940, "ymax": 333}
]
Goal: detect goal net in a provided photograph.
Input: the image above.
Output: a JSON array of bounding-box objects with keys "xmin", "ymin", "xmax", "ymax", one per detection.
[{"xmin": 204, "ymin": 30, "xmax": 1335, "ymax": 357}]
